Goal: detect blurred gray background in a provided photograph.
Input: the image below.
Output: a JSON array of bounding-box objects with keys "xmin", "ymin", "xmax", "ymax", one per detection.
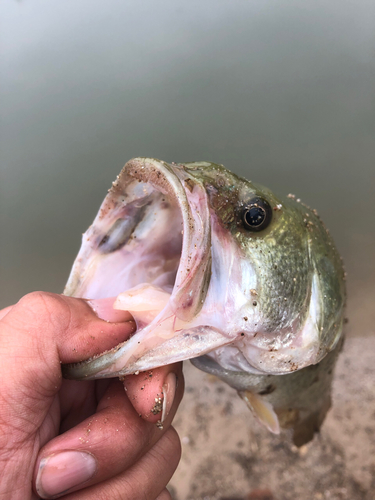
[
  {"xmin": 1, "ymin": 1, "xmax": 375, "ymax": 499},
  {"xmin": 1, "ymin": 0, "xmax": 374, "ymax": 317}
]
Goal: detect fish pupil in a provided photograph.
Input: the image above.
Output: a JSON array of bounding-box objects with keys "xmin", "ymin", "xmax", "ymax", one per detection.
[
  {"xmin": 242, "ymin": 197, "xmax": 272, "ymax": 231},
  {"xmin": 246, "ymin": 206, "xmax": 265, "ymax": 226}
]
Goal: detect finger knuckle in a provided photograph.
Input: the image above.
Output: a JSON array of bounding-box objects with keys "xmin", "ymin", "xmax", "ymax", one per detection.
[
  {"xmin": 18, "ymin": 291, "xmax": 70, "ymax": 332},
  {"xmin": 19, "ymin": 291, "xmax": 56, "ymax": 309},
  {"xmin": 125, "ymin": 418, "xmax": 154, "ymax": 452}
]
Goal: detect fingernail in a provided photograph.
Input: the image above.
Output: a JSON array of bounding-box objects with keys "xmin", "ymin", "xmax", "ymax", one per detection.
[
  {"xmin": 87, "ymin": 297, "xmax": 133, "ymax": 322},
  {"xmin": 161, "ymin": 372, "xmax": 177, "ymax": 424},
  {"xmin": 35, "ymin": 451, "xmax": 97, "ymax": 499}
]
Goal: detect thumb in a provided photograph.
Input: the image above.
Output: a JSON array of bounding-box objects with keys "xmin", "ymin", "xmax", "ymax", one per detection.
[
  {"xmin": 0, "ymin": 291, "xmax": 135, "ymax": 406},
  {"xmin": 0, "ymin": 292, "xmax": 135, "ymax": 497}
]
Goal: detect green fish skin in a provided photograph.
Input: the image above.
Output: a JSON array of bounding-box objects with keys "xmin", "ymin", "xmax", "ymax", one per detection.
[{"xmin": 63, "ymin": 158, "xmax": 346, "ymax": 444}]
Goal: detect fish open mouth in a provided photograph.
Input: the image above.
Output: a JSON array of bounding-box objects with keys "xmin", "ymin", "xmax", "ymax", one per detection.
[
  {"xmin": 63, "ymin": 158, "xmax": 343, "ymax": 381},
  {"xmin": 63, "ymin": 158, "xmax": 230, "ymax": 380}
]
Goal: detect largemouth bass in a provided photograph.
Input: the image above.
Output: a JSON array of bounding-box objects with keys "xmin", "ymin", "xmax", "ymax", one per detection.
[{"xmin": 63, "ymin": 158, "xmax": 346, "ymax": 445}]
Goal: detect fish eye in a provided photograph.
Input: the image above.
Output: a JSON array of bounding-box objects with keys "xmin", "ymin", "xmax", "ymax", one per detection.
[{"xmin": 242, "ymin": 197, "xmax": 272, "ymax": 231}]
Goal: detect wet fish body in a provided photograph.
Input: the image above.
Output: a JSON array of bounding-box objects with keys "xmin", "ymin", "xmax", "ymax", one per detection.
[{"xmin": 63, "ymin": 158, "xmax": 346, "ymax": 444}]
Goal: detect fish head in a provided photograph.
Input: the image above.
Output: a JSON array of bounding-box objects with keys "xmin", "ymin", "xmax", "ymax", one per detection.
[{"xmin": 63, "ymin": 158, "xmax": 346, "ymax": 380}]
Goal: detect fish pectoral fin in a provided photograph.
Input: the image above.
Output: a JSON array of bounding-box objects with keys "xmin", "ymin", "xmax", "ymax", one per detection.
[{"xmin": 238, "ymin": 390, "xmax": 280, "ymax": 434}]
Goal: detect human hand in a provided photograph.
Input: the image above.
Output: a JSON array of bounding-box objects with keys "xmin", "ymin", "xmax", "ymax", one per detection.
[{"xmin": 0, "ymin": 292, "xmax": 183, "ymax": 500}]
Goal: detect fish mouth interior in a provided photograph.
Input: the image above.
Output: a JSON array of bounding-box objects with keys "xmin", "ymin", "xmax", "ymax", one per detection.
[
  {"xmin": 63, "ymin": 159, "xmax": 221, "ymax": 380},
  {"xmin": 64, "ymin": 170, "xmax": 185, "ymax": 302}
]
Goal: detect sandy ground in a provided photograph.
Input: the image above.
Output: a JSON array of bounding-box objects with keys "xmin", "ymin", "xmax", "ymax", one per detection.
[{"xmin": 168, "ymin": 286, "xmax": 375, "ymax": 500}]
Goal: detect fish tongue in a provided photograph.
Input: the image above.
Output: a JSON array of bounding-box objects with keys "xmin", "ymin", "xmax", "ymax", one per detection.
[{"xmin": 114, "ymin": 283, "xmax": 171, "ymax": 325}]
